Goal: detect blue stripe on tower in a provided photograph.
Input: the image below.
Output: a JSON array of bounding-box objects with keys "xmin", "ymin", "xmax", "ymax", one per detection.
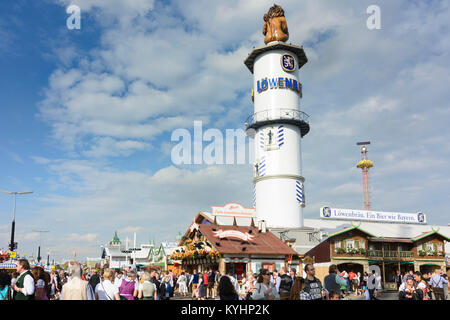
[
  {"xmin": 260, "ymin": 132, "xmax": 264, "ymax": 149},
  {"xmin": 278, "ymin": 125, "xmax": 285, "ymax": 147},
  {"xmin": 259, "ymin": 156, "xmax": 266, "ymax": 177},
  {"xmin": 296, "ymin": 180, "xmax": 303, "ymax": 204}
]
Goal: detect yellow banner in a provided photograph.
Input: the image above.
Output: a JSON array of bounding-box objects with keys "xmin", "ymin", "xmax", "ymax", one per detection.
[{"xmin": 8, "ymin": 251, "xmax": 17, "ymax": 258}]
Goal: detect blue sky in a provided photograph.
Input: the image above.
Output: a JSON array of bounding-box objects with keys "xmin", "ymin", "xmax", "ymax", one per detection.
[{"xmin": 0, "ymin": 0, "xmax": 449, "ymax": 261}]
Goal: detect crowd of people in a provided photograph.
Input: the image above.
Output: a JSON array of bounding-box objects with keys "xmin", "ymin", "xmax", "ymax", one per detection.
[{"xmin": 0, "ymin": 259, "xmax": 448, "ymax": 300}]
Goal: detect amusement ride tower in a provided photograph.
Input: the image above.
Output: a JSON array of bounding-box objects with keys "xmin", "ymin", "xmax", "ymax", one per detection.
[
  {"xmin": 356, "ymin": 141, "xmax": 374, "ymax": 210},
  {"xmin": 244, "ymin": 5, "xmax": 310, "ymax": 228}
]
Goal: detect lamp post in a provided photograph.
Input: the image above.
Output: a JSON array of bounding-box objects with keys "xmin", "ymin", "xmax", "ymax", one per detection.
[
  {"xmin": 0, "ymin": 190, "xmax": 33, "ymax": 252},
  {"xmin": 32, "ymin": 230, "xmax": 49, "ymax": 264}
]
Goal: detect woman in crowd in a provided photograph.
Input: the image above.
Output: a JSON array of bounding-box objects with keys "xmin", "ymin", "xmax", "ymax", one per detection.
[
  {"xmin": 243, "ymin": 272, "xmax": 256, "ymax": 300},
  {"xmin": 177, "ymin": 272, "xmax": 188, "ymax": 297},
  {"xmin": 137, "ymin": 272, "xmax": 157, "ymax": 300},
  {"xmin": 49, "ymin": 271, "xmax": 58, "ymax": 300},
  {"xmin": 32, "ymin": 267, "xmax": 49, "ymax": 300},
  {"xmin": 355, "ymin": 272, "xmax": 362, "ymax": 295},
  {"xmin": 160, "ymin": 275, "xmax": 174, "ymax": 300},
  {"xmin": 95, "ymin": 268, "xmax": 120, "ymax": 300},
  {"xmin": 0, "ymin": 272, "xmax": 11, "ymax": 300},
  {"xmin": 399, "ymin": 277, "xmax": 423, "ymax": 300},
  {"xmin": 289, "ymin": 276, "xmax": 311, "ymax": 300},
  {"xmin": 413, "ymin": 271, "xmax": 428, "ymax": 300},
  {"xmin": 197, "ymin": 272, "xmax": 207, "ymax": 300},
  {"xmin": 251, "ymin": 269, "xmax": 280, "ymax": 300},
  {"xmin": 119, "ymin": 270, "xmax": 138, "ymax": 300},
  {"xmin": 216, "ymin": 274, "xmax": 239, "ymax": 300}
]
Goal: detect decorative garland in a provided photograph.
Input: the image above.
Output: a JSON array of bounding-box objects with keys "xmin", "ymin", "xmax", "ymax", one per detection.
[{"xmin": 169, "ymin": 239, "xmax": 221, "ymax": 261}]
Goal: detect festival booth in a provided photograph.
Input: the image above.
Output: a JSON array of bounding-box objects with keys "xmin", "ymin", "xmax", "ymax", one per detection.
[
  {"xmin": 173, "ymin": 204, "xmax": 300, "ymax": 279},
  {"xmin": 304, "ymin": 211, "xmax": 450, "ymax": 291}
]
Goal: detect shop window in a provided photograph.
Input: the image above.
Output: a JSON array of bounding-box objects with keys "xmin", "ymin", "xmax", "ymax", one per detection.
[
  {"xmin": 437, "ymin": 244, "xmax": 443, "ymax": 252},
  {"xmin": 335, "ymin": 240, "xmax": 341, "ymax": 249},
  {"xmin": 426, "ymin": 243, "xmax": 433, "ymax": 251}
]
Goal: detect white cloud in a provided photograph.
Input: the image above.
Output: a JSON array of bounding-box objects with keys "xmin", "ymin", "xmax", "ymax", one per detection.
[
  {"xmin": 83, "ymin": 137, "xmax": 151, "ymax": 158},
  {"xmin": 118, "ymin": 226, "xmax": 145, "ymax": 235},
  {"xmin": 67, "ymin": 233, "xmax": 98, "ymax": 243}
]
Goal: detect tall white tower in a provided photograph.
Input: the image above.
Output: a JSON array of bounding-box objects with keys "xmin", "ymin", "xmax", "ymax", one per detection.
[{"xmin": 245, "ymin": 41, "xmax": 309, "ymax": 228}]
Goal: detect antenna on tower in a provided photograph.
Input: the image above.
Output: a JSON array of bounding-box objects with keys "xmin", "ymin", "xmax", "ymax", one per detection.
[{"xmin": 356, "ymin": 141, "xmax": 374, "ymax": 210}]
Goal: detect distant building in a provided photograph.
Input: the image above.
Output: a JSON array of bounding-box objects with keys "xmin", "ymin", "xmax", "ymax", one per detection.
[{"xmin": 101, "ymin": 231, "xmax": 153, "ymax": 269}]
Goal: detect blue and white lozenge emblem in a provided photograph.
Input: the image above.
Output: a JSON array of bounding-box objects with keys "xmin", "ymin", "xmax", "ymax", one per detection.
[
  {"xmin": 281, "ymin": 53, "xmax": 296, "ymax": 72},
  {"xmin": 322, "ymin": 207, "xmax": 331, "ymax": 218},
  {"xmin": 417, "ymin": 212, "xmax": 425, "ymax": 223}
]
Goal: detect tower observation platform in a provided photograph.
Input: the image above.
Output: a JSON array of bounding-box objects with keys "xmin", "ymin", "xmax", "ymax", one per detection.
[{"xmin": 244, "ymin": 42, "xmax": 310, "ymax": 138}]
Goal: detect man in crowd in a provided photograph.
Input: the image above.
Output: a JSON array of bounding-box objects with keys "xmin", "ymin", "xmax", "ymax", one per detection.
[
  {"xmin": 402, "ymin": 270, "xmax": 414, "ymax": 283},
  {"xmin": 367, "ymin": 270, "xmax": 378, "ymax": 300},
  {"xmin": 429, "ymin": 267, "xmax": 448, "ymax": 300},
  {"xmin": 303, "ymin": 264, "xmax": 325, "ymax": 300},
  {"xmin": 323, "ymin": 264, "xmax": 347, "ymax": 300},
  {"xmin": 348, "ymin": 270, "xmax": 356, "ymax": 293},
  {"xmin": 60, "ymin": 263, "xmax": 94, "ymax": 300},
  {"xmin": 278, "ymin": 267, "xmax": 293, "ymax": 300},
  {"xmin": 394, "ymin": 270, "xmax": 402, "ymax": 290},
  {"xmin": 341, "ymin": 269, "xmax": 349, "ymax": 293},
  {"xmin": 88, "ymin": 269, "xmax": 100, "ymax": 292},
  {"xmin": 189, "ymin": 269, "xmax": 199, "ymax": 299},
  {"xmin": 12, "ymin": 259, "xmax": 35, "ymax": 300},
  {"xmin": 207, "ymin": 268, "xmax": 216, "ymax": 299}
]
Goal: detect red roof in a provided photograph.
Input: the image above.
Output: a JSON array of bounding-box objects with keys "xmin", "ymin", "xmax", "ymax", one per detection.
[{"xmin": 199, "ymin": 224, "xmax": 297, "ymax": 256}]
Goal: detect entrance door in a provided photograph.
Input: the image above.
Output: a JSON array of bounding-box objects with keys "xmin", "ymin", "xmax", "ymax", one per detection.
[{"xmin": 225, "ymin": 263, "xmax": 247, "ymax": 280}]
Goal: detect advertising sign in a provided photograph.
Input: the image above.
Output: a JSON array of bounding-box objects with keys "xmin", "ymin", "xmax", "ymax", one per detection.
[
  {"xmin": 211, "ymin": 203, "xmax": 256, "ymax": 218},
  {"xmin": 213, "ymin": 229, "xmax": 255, "ymax": 242},
  {"xmin": 320, "ymin": 207, "xmax": 427, "ymax": 224}
]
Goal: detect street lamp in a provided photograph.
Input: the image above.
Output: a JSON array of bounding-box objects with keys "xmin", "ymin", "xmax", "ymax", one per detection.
[
  {"xmin": 32, "ymin": 230, "xmax": 49, "ymax": 264},
  {"xmin": 0, "ymin": 190, "xmax": 33, "ymax": 252}
]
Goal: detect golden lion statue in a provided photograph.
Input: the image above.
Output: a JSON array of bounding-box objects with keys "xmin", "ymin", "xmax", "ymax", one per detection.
[{"xmin": 263, "ymin": 4, "xmax": 289, "ymax": 44}]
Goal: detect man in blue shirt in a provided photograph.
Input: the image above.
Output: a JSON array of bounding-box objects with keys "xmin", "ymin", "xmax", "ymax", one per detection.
[{"xmin": 429, "ymin": 267, "xmax": 448, "ymax": 300}]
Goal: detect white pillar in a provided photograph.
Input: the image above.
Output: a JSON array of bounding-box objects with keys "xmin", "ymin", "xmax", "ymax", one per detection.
[{"xmin": 245, "ymin": 43, "xmax": 309, "ymax": 228}]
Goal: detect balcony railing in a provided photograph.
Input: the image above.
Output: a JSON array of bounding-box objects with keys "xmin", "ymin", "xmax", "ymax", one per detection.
[
  {"xmin": 365, "ymin": 250, "xmax": 414, "ymax": 259},
  {"xmin": 245, "ymin": 108, "xmax": 310, "ymax": 127}
]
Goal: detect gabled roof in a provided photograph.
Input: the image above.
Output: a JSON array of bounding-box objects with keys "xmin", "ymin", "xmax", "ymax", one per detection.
[
  {"xmin": 411, "ymin": 228, "xmax": 450, "ymax": 242},
  {"xmin": 325, "ymin": 222, "xmax": 377, "ymax": 238},
  {"xmin": 199, "ymin": 224, "xmax": 297, "ymax": 256}
]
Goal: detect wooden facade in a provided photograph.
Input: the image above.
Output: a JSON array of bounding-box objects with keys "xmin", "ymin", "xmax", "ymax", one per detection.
[{"xmin": 304, "ymin": 226, "xmax": 449, "ymax": 289}]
